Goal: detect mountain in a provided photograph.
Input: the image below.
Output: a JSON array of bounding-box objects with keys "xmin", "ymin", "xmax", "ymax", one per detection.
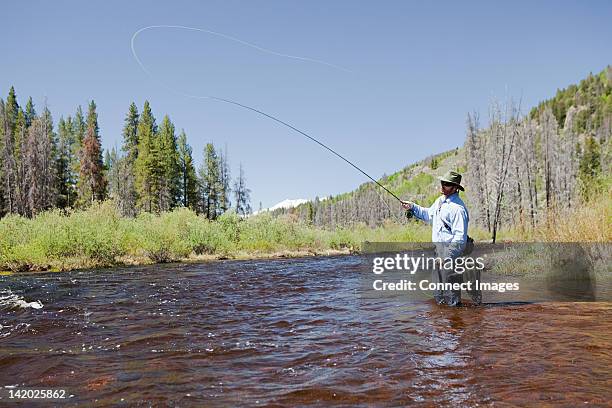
[
  {"xmin": 253, "ymin": 198, "xmax": 308, "ymax": 215},
  {"xmin": 268, "ymin": 66, "xmax": 611, "ymax": 235}
]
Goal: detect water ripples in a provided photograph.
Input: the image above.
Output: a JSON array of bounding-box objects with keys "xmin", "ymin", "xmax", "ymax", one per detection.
[{"xmin": 0, "ymin": 256, "xmax": 610, "ymax": 406}]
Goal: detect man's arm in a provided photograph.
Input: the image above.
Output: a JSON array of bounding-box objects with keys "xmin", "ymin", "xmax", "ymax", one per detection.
[{"xmin": 402, "ymin": 200, "xmax": 433, "ymax": 224}]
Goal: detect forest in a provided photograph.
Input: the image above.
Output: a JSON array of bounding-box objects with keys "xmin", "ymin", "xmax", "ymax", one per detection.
[
  {"xmin": 0, "ymin": 67, "xmax": 610, "ymax": 272},
  {"xmin": 0, "ymin": 92, "xmax": 252, "ymax": 219}
]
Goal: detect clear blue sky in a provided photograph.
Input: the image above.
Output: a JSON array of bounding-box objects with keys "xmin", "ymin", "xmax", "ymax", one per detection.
[{"xmin": 2, "ymin": 1, "xmax": 611, "ymax": 209}]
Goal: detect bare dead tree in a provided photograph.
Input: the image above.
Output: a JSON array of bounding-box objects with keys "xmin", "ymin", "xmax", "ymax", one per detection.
[
  {"xmin": 519, "ymin": 118, "xmax": 538, "ymax": 227},
  {"xmin": 465, "ymin": 112, "xmax": 492, "ymax": 231},
  {"xmin": 25, "ymin": 113, "xmax": 57, "ymax": 216},
  {"xmin": 489, "ymin": 100, "xmax": 520, "ymax": 242},
  {"xmin": 539, "ymin": 107, "xmax": 558, "ymax": 209},
  {"xmin": 559, "ymin": 106, "xmax": 580, "ymax": 208}
]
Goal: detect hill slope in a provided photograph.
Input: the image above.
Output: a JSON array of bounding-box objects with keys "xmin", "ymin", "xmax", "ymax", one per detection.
[{"xmin": 271, "ymin": 66, "xmax": 611, "ymax": 233}]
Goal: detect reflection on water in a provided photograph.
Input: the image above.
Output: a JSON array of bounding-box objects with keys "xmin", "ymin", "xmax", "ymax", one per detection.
[{"xmin": 0, "ymin": 256, "xmax": 610, "ymax": 406}]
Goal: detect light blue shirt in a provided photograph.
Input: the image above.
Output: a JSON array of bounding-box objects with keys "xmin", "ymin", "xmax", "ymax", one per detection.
[{"xmin": 411, "ymin": 192, "xmax": 469, "ymax": 258}]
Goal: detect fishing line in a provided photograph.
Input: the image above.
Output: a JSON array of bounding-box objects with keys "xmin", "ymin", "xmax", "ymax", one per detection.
[{"xmin": 130, "ymin": 25, "xmax": 403, "ymax": 204}]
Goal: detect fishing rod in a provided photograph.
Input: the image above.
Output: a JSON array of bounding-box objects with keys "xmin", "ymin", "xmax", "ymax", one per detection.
[
  {"xmin": 210, "ymin": 97, "xmax": 404, "ymax": 204},
  {"xmin": 131, "ymin": 25, "xmax": 404, "ymax": 205}
]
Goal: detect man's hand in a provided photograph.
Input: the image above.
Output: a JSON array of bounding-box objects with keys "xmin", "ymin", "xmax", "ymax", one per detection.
[{"xmin": 400, "ymin": 200, "xmax": 413, "ymax": 210}]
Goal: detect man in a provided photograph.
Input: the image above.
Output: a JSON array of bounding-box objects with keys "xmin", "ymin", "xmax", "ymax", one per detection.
[{"xmin": 401, "ymin": 170, "xmax": 480, "ymax": 306}]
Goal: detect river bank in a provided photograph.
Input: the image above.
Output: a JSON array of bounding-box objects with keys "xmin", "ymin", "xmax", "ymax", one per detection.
[
  {"xmin": 0, "ymin": 202, "xmax": 425, "ymax": 274},
  {"xmin": 1, "ymin": 194, "xmax": 609, "ymax": 274}
]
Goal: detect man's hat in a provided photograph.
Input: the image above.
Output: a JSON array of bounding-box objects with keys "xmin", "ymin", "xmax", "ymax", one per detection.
[{"xmin": 438, "ymin": 170, "xmax": 464, "ymax": 191}]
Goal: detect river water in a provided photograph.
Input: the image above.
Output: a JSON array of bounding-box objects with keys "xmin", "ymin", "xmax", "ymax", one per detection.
[{"xmin": 0, "ymin": 256, "xmax": 610, "ymax": 406}]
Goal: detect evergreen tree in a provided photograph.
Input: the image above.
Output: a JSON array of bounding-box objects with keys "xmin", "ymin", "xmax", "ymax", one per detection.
[
  {"xmin": 24, "ymin": 97, "xmax": 36, "ymax": 129},
  {"xmin": 56, "ymin": 117, "xmax": 74, "ymax": 208},
  {"xmin": 5, "ymin": 87, "xmax": 19, "ymax": 136},
  {"xmin": 578, "ymin": 136, "xmax": 602, "ymax": 199},
  {"xmin": 64, "ymin": 116, "xmax": 79, "ymax": 205},
  {"xmin": 71, "ymin": 106, "xmax": 86, "ymax": 190},
  {"xmin": 134, "ymin": 101, "xmax": 159, "ymax": 212},
  {"xmin": 198, "ymin": 143, "xmax": 220, "ymax": 219},
  {"xmin": 122, "ymin": 102, "xmax": 139, "ymax": 163},
  {"xmin": 306, "ymin": 201, "xmax": 315, "ymax": 224},
  {"xmin": 17, "ymin": 98, "xmax": 34, "ymax": 212},
  {"xmin": 1, "ymin": 87, "xmax": 20, "ymax": 215},
  {"xmin": 103, "ymin": 149, "xmax": 111, "ymax": 175},
  {"xmin": 1, "ymin": 89, "xmax": 35, "ymax": 216},
  {"xmin": 177, "ymin": 130, "xmax": 198, "ymax": 209},
  {"xmin": 77, "ymin": 101, "xmax": 107, "ymax": 205},
  {"xmin": 117, "ymin": 102, "xmax": 140, "ymax": 214},
  {"xmin": 430, "ymin": 156, "xmax": 439, "ymax": 170},
  {"xmin": 74, "ymin": 105, "xmax": 86, "ymax": 145},
  {"xmin": 156, "ymin": 115, "xmax": 180, "ymax": 211},
  {"xmin": 0, "ymin": 99, "xmax": 6, "ymax": 216},
  {"xmin": 233, "ymin": 163, "xmax": 251, "ymax": 216}
]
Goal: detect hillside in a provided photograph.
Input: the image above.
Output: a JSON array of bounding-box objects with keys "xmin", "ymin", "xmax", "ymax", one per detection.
[
  {"xmin": 271, "ymin": 66, "xmax": 611, "ymax": 237},
  {"xmin": 270, "ymin": 147, "xmax": 466, "ymax": 228}
]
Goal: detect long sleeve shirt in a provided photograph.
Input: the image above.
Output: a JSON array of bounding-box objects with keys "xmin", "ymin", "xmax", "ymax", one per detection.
[{"xmin": 410, "ymin": 192, "xmax": 469, "ymax": 258}]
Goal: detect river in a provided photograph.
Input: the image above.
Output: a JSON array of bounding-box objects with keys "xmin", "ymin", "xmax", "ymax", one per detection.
[{"xmin": 1, "ymin": 255, "xmax": 610, "ymax": 406}]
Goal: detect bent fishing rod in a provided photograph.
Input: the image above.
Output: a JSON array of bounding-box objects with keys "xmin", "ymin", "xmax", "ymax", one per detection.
[
  {"xmin": 131, "ymin": 25, "xmax": 403, "ymax": 204},
  {"xmin": 211, "ymin": 97, "xmax": 404, "ymax": 204}
]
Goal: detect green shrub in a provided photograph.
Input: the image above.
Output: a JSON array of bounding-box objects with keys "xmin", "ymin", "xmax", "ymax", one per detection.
[
  {"xmin": 185, "ymin": 212, "xmax": 234, "ymax": 255},
  {"xmin": 131, "ymin": 210, "xmax": 192, "ymax": 262}
]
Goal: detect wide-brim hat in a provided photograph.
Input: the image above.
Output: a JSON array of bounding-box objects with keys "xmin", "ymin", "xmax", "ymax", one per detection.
[{"xmin": 438, "ymin": 170, "xmax": 464, "ymax": 191}]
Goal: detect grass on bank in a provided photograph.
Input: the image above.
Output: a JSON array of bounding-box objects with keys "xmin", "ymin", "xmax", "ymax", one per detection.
[
  {"xmin": 0, "ymin": 189, "xmax": 609, "ymax": 273},
  {"xmin": 492, "ymin": 187, "xmax": 611, "ymax": 243},
  {"xmin": 0, "ymin": 201, "xmax": 432, "ymax": 272}
]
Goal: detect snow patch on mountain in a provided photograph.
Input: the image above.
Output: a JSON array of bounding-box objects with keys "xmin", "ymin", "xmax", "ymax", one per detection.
[{"xmin": 253, "ymin": 198, "xmax": 308, "ymax": 215}]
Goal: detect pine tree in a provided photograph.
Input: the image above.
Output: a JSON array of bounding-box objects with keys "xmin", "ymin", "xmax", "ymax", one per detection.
[
  {"xmin": 24, "ymin": 97, "xmax": 36, "ymax": 129},
  {"xmin": 0, "ymin": 99, "xmax": 6, "ymax": 216},
  {"xmin": 177, "ymin": 129, "xmax": 198, "ymax": 209},
  {"xmin": 306, "ymin": 201, "xmax": 315, "ymax": 224},
  {"xmin": 134, "ymin": 101, "xmax": 159, "ymax": 212},
  {"xmin": 71, "ymin": 106, "xmax": 86, "ymax": 190},
  {"xmin": 74, "ymin": 105, "xmax": 86, "ymax": 145},
  {"xmin": 1, "ymin": 88, "xmax": 19, "ymax": 215},
  {"xmin": 122, "ymin": 102, "xmax": 139, "ymax": 163},
  {"xmin": 5, "ymin": 87, "xmax": 19, "ymax": 136},
  {"xmin": 64, "ymin": 116, "xmax": 79, "ymax": 206},
  {"xmin": 103, "ymin": 149, "xmax": 111, "ymax": 175},
  {"xmin": 56, "ymin": 117, "xmax": 74, "ymax": 208},
  {"xmin": 233, "ymin": 163, "xmax": 251, "ymax": 216},
  {"xmin": 430, "ymin": 156, "xmax": 439, "ymax": 170},
  {"xmin": 116, "ymin": 102, "xmax": 140, "ymax": 214},
  {"xmin": 578, "ymin": 136, "xmax": 602, "ymax": 199},
  {"xmin": 198, "ymin": 143, "xmax": 220, "ymax": 219},
  {"xmin": 1, "ymin": 90, "xmax": 35, "ymax": 216},
  {"xmin": 59, "ymin": 113, "xmax": 80, "ymax": 209},
  {"xmin": 156, "ymin": 115, "xmax": 180, "ymax": 211},
  {"xmin": 77, "ymin": 101, "xmax": 107, "ymax": 206}
]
